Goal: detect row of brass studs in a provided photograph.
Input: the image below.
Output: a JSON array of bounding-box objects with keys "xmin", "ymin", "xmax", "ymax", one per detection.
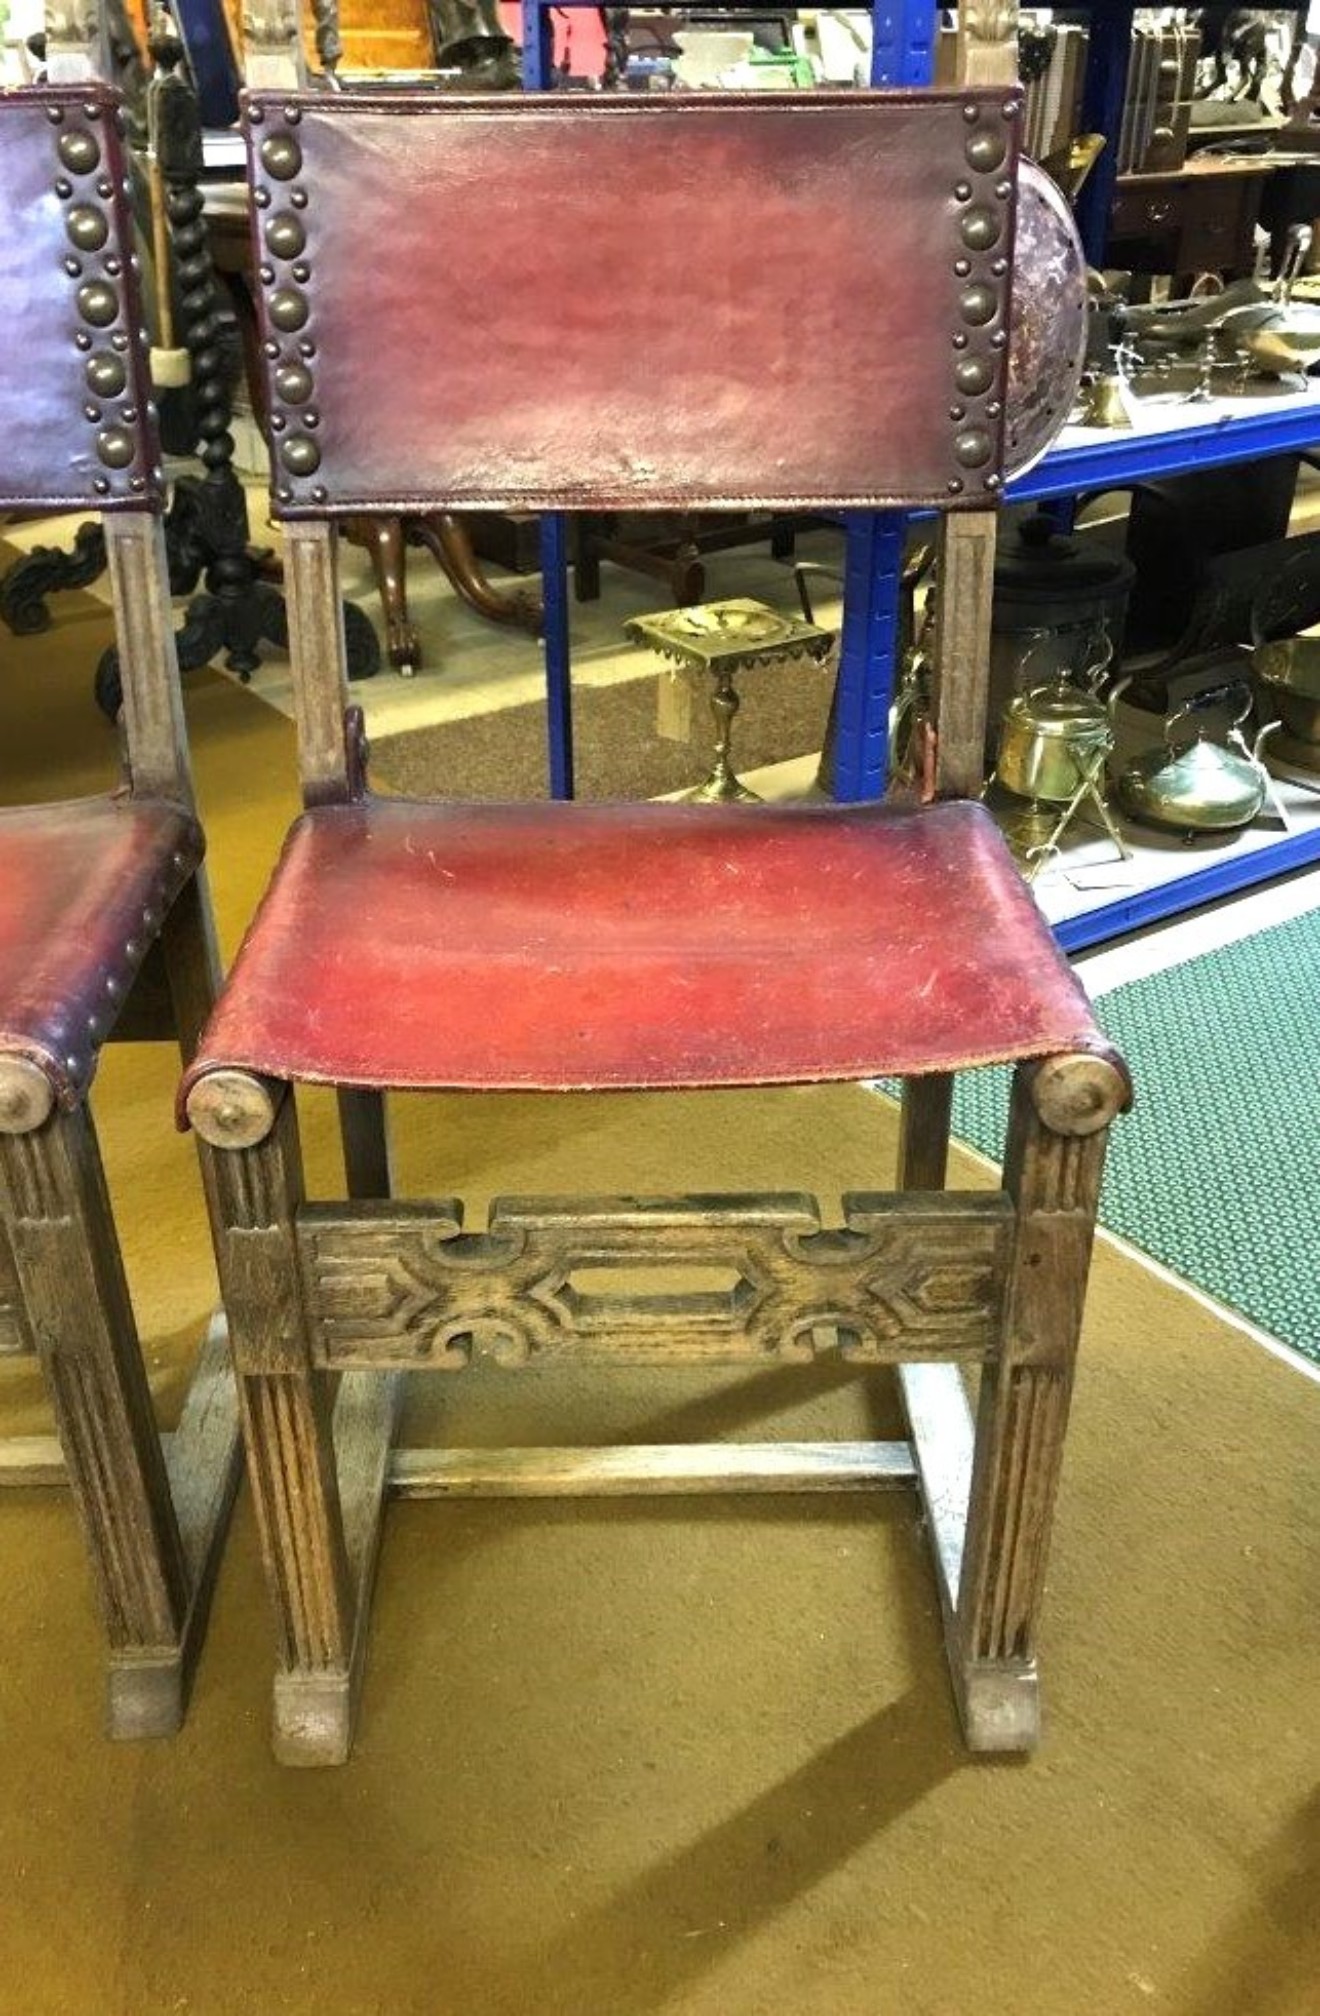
[
  {"xmin": 45, "ymin": 97, "xmax": 157, "ymax": 498},
  {"xmin": 37, "ymin": 839, "xmax": 193, "ymax": 1082},
  {"xmin": 948, "ymin": 98, "xmax": 1019, "ymax": 497},
  {"xmin": 248, "ymin": 105, "xmax": 326, "ymax": 501}
]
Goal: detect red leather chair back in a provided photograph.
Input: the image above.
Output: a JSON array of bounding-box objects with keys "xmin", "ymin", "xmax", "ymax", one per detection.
[
  {"xmin": 0, "ymin": 83, "xmax": 159, "ymax": 514},
  {"xmin": 244, "ymin": 89, "xmax": 1022, "ymax": 520}
]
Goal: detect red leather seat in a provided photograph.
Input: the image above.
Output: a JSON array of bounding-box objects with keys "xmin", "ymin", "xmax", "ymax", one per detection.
[
  {"xmin": 183, "ymin": 795, "xmax": 1102, "ymax": 1102},
  {"xmin": 0, "ymin": 795, "xmax": 203, "ymax": 1109}
]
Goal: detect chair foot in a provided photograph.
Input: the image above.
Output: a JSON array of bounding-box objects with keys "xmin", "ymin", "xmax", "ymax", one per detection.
[
  {"xmin": 951, "ymin": 1656, "xmax": 1040, "ymax": 1753},
  {"xmin": 107, "ymin": 1649, "xmax": 186, "ymax": 1741},
  {"xmin": 273, "ymin": 1667, "xmax": 354, "ymax": 1767}
]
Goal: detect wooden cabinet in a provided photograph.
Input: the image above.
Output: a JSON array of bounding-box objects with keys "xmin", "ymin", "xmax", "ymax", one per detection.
[{"xmin": 1109, "ymin": 160, "xmax": 1274, "ymax": 283}]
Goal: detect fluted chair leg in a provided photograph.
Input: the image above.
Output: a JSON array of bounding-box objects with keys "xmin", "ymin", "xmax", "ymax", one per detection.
[
  {"xmin": 950, "ymin": 1053, "xmax": 1121, "ymax": 1750},
  {"xmin": 195, "ymin": 1078, "xmax": 396, "ymax": 1764},
  {"xmin": 0, "ymin": 1099, "xmax": 196, "ymax": 1736}
]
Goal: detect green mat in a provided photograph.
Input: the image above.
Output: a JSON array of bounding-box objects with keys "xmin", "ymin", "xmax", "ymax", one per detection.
[{"xmin": 948, "ymin": 908, "xmax": 1320, "ymax": 1366}]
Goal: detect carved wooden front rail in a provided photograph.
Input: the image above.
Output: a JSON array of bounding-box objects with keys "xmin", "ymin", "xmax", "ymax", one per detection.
[{"xmin": 294, "ymin": 1190, "xmax": 1015, "ymax": 1371}]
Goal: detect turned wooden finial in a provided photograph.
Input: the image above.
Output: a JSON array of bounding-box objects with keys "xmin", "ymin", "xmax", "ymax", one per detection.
[
  {"xmin": 186, "ymin": 1069, "xmax": 280, "ymax": 1149},
  {"xmin": 0, "ymin": 1057, "xmax": 55, "ymax": 1135},
  {"xmin": 1029, "ymin": 1052, "xmax": 1130, "ymax": 1138}
]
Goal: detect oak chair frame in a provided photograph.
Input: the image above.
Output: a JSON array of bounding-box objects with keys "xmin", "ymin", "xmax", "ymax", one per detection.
[
  {"xmin": 0, "ymin": 83, "xmax": 241, "ymax": 1737},
  {"xmin": 184, "ymin": 69, "xmax": 1129, "ymax": 1766}
]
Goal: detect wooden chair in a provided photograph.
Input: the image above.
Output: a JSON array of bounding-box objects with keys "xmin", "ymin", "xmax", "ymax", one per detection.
[
  {"xmin": 0, "ymin": 83, "xmax": 241, "ymax": 1737},
  {"xmin": 182, "ymin": 84, "xmax": 1130, "ymax": 1766}
]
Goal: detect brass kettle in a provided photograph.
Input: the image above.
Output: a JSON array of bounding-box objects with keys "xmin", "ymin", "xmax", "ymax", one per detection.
[
  {"xmin": 995, "ymin": 672, "xmax": 1113, "ymax": 805},
  {"xmin": 1114, "ymin": 681, "xmax": 1287, "ymax": 837}
]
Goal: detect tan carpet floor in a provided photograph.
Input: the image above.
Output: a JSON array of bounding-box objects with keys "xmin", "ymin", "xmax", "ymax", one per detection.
[{"xmin": 0, "ymin": 589, "xmax": 1318, "ymax": 2016}]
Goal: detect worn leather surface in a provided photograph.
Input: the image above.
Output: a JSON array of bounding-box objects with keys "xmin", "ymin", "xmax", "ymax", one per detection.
[
  {"xmin": 182, "ymin": 797, "xmax": 1104, "ymax": 1103},
  {"xmin": 0, "ymin": 796, "xmax": 203, "ymax": 1109},
  {"xmin": 244, "ymin": 88, "xmax": 1020, "ymax": 517},
  {"xmin": 0, "ymin": 85, "xmax": 160, "ymax": 512}
]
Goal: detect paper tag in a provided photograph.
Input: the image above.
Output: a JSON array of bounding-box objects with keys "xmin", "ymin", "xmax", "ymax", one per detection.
[{"xmin": 656, "ymin": 665, "xmax": 696, "ymax": 742}]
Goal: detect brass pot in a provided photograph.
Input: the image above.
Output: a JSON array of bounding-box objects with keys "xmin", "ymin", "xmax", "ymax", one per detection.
[
  {"xmin": 1253, "ymin": 636, "xmax": 1320, "ymax": 754},
  {"xmin": 996, "ymin": 679, "xmax": 1113, "ymax": 804}
]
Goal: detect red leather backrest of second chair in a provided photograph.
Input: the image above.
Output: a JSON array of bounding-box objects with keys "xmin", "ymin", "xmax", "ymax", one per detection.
[{"xmin": 243, "ymin": 88, "xmax": 1022, "ymax": 520}]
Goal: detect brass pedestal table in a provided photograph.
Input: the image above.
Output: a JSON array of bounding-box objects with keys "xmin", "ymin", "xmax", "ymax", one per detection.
[{"xmin": 626, "ymin": 600, "xmax": 832, "ymax": 802}]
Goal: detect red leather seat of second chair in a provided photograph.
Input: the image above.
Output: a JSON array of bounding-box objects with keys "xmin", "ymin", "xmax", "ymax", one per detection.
[{"xmin": 181, "ymin": 796, "xmax": 1102, "ymax": 1100}]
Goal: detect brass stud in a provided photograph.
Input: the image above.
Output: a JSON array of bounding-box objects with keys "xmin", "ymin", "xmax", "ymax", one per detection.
[
  {"xmin": 954, "ymin": 179, "xmax": 972, "ymax": 201},
  {"xmin": 985, "ymin": 473, "xmax": 1003, "ymax": 492},
  {"xmin": 962, "ymin": 103, "xmax": 979, "ymax": 123},
  {"xmin": 954, "ymin": 427, "xmax": 993, "ymax": 469},
  {"xmin": 274, "ymin": 362, "xmax": 313, "ymax": 404},
  {"xmin": 76, "ymin": 279, "xmax": 118, "ymax": 327},
  {"xmin": 83, "ymin": 401, "xmax": 101, "ymax": 421},
  {"xmin": 952, "ymin": 332, "xmax": 969, "ymax": 350},
  {"xmin": 64, "ymin": 256, "xmax": 82, "ymax": 277},
  {"xmin": 249, "ymin": 104, "xmax": 266, "ymax": 123},
  {"xmin": 258, "ymin": 264, "xmax": 275, "ymax": 285},
  {"xmin": 966, "ymin": 130, "xmax": 1006, "ymax": 173},
  {"xmin": 985, "ymin": 399, "xmax": 1003, "ymax": 419},
  {"xmin": 960, "ymin": 205, "xmax": 1000, "ymax": 252},
  {"xmin": 74, "ymin": 331, "xmax": 93, "ymax": 351},
  {"xmin": 947, "ymin": 478, "xmax": 964, "ymax": 495},
  {"xmin": 282, "ymin": 434, "xmax": 321, "ymax": 476},
  {"xmin": 66, "ymin": 203, "xmax": 108, "ymax": 252},
  {"xmin": 57, "ymin": 129, "xmax": 100, "ymax": 174},
  {"xmin": 954, "ymin": 356, "xmax": 994, "ymax": 396},
  {"xmin": 298, "ymin": 339, "xmax": 316, "ymax": 359},
  {"xmin": 269, "ymin": 287, "xmax": 309, "ymax": 332},
  {"xmin": 54, "ymin": 177, "xmax": 73, "ymax": 198},
  {"xmin": 953, "ymin": 258, "xmax": 971, "ymax": 278},
  {"xmin": 254, "ymin": 187, "xmax": 271, "ymax": 208},
  {"xmin": 290, "ymin": 189, "xmax": 308, "ymax": 209},
  {"xmin": 312, "ymin": 484, "xmax": 328, "ymax": 503},
  {"xmin": 93, "ymin": 476, "xmax": 110, "ymax": 494},
  {"xmin": 95, "ymin": 176, "xmax": 113, "ymax": 198},
  {"xmin": 96, "ymin": 425, "xmax": 135, "ymax": 469},
  {"xmin": 46, "ymin": 105, "xmax": 64, "ymax": 123},
  {"xmin": 959, "ymin": 283, "xmax": 997, "ymax": 327},
  {"xmin": 259, "ymin": 133, "xmax": 302, "ymax": 180},
  {"xmin": 284, "ymin": 104, "xmax": 303, "ymax": 124},
  {"xmin": 292, "ymin": 261, "xmax": 310, "ymax": 283},
  {"xmin": 264, "ymin": 211, "xmax": 306, "ymax": 259},
  {"xmin": 262, "ymin": 339, "xmax": 280, "ymax": 359}
]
